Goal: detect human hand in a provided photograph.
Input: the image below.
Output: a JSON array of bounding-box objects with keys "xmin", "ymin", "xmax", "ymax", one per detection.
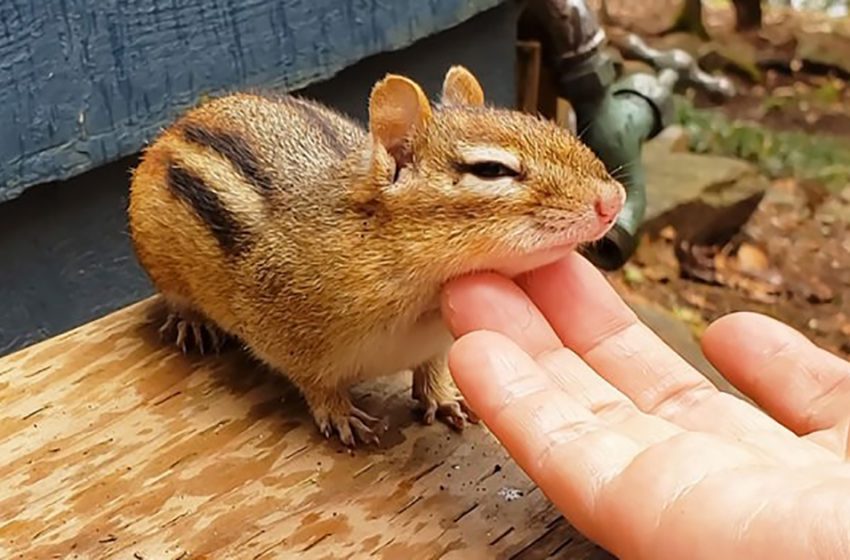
[{"xmin": 441, "ymin": 252, "xmax": 850, "ymax": 560}]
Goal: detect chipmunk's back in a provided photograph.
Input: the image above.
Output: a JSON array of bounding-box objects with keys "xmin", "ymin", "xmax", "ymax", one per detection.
[
  {"xmin": 127, "ymin": 92, "xmax": 368, "ymax": 337},
  {"xmin": 183, "ymin": 93, "xmax": 365, "ymax": 196}
]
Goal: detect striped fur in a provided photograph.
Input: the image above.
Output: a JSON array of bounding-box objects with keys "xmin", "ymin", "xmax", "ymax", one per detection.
[
  {"xmin": 287, "ymin": 97, "xmax": 347, "ymax": 156},
  {"xmin": 164, "ymin": 161, "xmax": 250, "ymax": 255},
  {"xmin": 180, "ymin": 122, "xmax": 275, "ymax": 194}
]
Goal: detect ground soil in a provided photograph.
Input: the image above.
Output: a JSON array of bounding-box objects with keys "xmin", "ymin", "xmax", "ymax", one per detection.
[
  {"xmin": 600, "ymin": 3, "xmax": 850, "ymax": 359},
  {"xmin": 606, "ymin": 177, "xmax": 850, "ymax": 358}
]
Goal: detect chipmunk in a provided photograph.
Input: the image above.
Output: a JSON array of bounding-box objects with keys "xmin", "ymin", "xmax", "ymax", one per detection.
[{"xmin": 127, "ymin": 66, "xmax": 625, "ymax": 446}]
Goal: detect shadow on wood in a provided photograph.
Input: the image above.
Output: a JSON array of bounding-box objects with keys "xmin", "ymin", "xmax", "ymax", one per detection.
[{"xmin": 0, "ymin": 297, "xmax": 612, "ymax": 559}]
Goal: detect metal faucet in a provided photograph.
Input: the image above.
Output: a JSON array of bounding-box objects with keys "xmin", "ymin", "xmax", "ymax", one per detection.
[{"xmin": 521, "ymin": 0, "xmax": 734, "ymax": 270}]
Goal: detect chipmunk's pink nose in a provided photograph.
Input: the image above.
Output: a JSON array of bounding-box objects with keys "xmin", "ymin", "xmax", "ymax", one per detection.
[{"xmin": 594, "ymin": 182, "xmax": 625, "ymax": 224}]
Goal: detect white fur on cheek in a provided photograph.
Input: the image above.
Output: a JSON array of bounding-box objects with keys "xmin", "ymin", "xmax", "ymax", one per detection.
[
  {"xmin": 455, "ymin": 175, "xmax": 522, "ymax": 197},
  {"xmin": 458, "ymin": 145, "xmax": 521, "ymax": 170}
]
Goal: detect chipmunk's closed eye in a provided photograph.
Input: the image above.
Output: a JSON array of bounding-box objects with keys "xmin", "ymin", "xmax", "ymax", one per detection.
[
  {"xmin": 460, "ymin": 161, "xmax": 519, "ymax": 179},
  {"xmin": 456, "ymin": 146, "xmax": 522, "ymax": 181}
]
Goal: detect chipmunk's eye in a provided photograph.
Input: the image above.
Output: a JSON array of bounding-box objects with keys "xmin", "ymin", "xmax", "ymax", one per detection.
[{"xmin": 461, "ymin": 162, "xmax": 520, "ymax": 179}]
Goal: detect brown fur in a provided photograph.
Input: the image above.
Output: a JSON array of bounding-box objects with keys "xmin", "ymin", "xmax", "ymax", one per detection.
[{"xmin": 127, "ymin": 66, "xmax": 625, "ymax": 446}]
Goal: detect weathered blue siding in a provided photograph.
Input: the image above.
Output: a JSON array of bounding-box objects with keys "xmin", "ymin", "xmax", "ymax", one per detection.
[
  {"xmin": 0, "ymin": 0, "xmax": 504, "ymax": 202},
  {"xmin": 0, "ymin": 3, "xmax": 519, "ymax": 356}
]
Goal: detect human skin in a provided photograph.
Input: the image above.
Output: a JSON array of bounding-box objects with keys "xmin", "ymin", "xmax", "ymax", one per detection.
[{"xmin": 441, "ymin": 252, "xmax": 850, "ymax": 560}]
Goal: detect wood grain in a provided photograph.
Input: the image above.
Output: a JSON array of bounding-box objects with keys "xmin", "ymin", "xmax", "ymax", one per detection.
[
  {"xmin": 516, "ymin": 40, "xmax": 542, "ymax": 113},
  {"xmin": 0, "ymin": 297, "xmax": 610, "ymax": 559}
]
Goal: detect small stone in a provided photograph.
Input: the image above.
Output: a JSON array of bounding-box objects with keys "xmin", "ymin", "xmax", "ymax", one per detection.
[
  {"xmin": 641, "ymin": 141, "xmax": 765, "ymax": 225},
  {"xmin": 654, "ymin": 125, "xmax": 690, "ymax": 152}
]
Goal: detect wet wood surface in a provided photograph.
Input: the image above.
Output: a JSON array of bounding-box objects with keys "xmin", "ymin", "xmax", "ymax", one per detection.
[{"xmin": 0, "ymin": 296, "xmax": 613, "ymax": 559}]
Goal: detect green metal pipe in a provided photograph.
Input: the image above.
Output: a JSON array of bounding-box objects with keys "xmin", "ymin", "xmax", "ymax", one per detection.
[
  {"xmin": 518, "ymin": 0, "xmax": 679, "ymax": 269},
  {"xmin": 572, "ymin": 87, "xmax": 657, "ymax": 270}
]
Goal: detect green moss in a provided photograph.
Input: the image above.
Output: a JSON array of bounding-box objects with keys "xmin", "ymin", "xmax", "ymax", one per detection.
[{"xmin": 675, "ymin": 97, "xmax": 850, "ymax": 191}]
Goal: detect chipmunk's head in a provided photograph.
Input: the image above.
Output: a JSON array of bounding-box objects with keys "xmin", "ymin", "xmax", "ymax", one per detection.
[{"xmin": 357, "ymin": 65, "xmax": 625, "ymax": 277}]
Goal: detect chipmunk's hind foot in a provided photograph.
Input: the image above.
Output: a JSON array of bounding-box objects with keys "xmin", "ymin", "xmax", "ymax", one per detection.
[{"xmin": 159, "ymin": 305, "xmax": 229, "ymax": 355}]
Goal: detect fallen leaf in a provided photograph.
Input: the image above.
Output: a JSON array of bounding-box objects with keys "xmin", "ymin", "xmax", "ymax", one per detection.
[
  {"xmin": 623, "ymin": 264, "xmax": 646, "ymax": 286},
  {"xmin": 714, "ymin": 236, "xmax": 784, "ymax": 302},
  {"xmin": 682, "ymin": 291, "xmax": 709, "ymax": 310},
  {"xmin": 659, "ymin": 225, "xmax": 677, "ymax": 242},
  {"xmin": 735, "ymin": 242, "xmax": 770, "ymax": 273},
  {"xmin": 677, "ymin": 240, "xmax": 720, "ymax": 284},
  {"xmin": 798, "ymin": 179, "xmax": 829, "ymax": 213},
  {"xmin": 772, "ymin": 177, "xmax": 799, "ymax": 193},
  {"xmin": 718, "ymin": 273, "xmax": 783, "ymax": 303},
  {"xmin": 643, "ymin": 265, "xmax": 673, "ymax": 282},
  {"xmin": 797, "ymin": 276, "xmax": 835, "ymax": 304},
  {"xmin": 672, "ymin": 305, "xmax": 702, "ymax": 324}
]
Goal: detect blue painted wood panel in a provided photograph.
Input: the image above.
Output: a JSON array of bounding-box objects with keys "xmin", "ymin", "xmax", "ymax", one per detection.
[{"xmin": 0, "ymin": 0, "xmax": 504, "ymax": 202}]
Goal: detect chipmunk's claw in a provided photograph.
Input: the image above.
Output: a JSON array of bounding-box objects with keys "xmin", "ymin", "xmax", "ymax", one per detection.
[
  {"xmin": 313, "ymin": 402, "xmax": 386, "ymax": 447},
  {"xmin": 418, "ymin": 394, "xmax": 479, "ymax": 431},
  {"xmin": 159, "ymin": 311, "xmax": 227, "ymax": 355}
]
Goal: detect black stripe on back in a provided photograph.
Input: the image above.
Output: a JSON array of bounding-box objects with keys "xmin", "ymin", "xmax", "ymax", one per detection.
[
  {"xmin": 166, "ymin": 162, "xmax": 250, "ymax": 255},
  {"xmin": 181, "ymin": 123, "xmax": 275, "ymax": 193},
  {"xmin": 288, "ymin": 97, "xmax": 347, "ymax": 156}
]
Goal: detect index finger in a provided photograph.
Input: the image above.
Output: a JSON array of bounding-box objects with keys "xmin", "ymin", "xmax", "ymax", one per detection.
[
  {"xmin": 517, "ymin": 252, "xmax": 716, "ymax": 416},
  {"xmin": 442, "ymin": 272, "xmax": 562, "ymax": 357}
]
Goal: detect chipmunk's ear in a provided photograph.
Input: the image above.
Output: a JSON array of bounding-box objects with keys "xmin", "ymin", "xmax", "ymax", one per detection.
[
  {"xmin": 369, "ymin": 74, "xmax": 432, "ymax": 167},
  {"xmin": 441, "ymin": 65, "xmax": 484, "ymax": 107}
]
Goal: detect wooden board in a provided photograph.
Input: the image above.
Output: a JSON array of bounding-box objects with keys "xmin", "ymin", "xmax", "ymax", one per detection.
[
  {"xmin": 516, "ymin": 40, "xmax": 542, "ymax": 113},
  {"xmin": 0, "ymin": 297, "xmax": 612, "ymax": 559}
]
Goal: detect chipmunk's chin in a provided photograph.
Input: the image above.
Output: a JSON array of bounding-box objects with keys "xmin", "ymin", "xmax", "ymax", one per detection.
[
  {"xmin": 492, "ymin": 243, "xmax": 577, "ymax": 278},
  {"xmin": 488, "ymin": 219, "xmax": 616, "ymax": 278}
]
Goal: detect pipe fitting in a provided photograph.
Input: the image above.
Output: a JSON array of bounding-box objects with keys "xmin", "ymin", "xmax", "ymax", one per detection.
[
  {"xmin": 572, "ymin": 86, "xmax": 656, "ymax": 270},
  {"xmin": 520, "ymin": 0, "xmax": 679, "ymax": 270}
]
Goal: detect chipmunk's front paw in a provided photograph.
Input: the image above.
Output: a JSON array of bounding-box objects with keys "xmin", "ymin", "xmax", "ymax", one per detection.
[
  {"xmin": 312, "ymin": 399, "xmax": 387, "ymax": 447},
  {"xmin": 159, "ymin": 310, "xmax": 226, "ymax": 355},
  {"xmin": 415, "ymin": 390, "xmax": 479, "ymax": 431},
  {"xmin": 413, "ymin": 359, "xmax": 480, "ymax": 432}
]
